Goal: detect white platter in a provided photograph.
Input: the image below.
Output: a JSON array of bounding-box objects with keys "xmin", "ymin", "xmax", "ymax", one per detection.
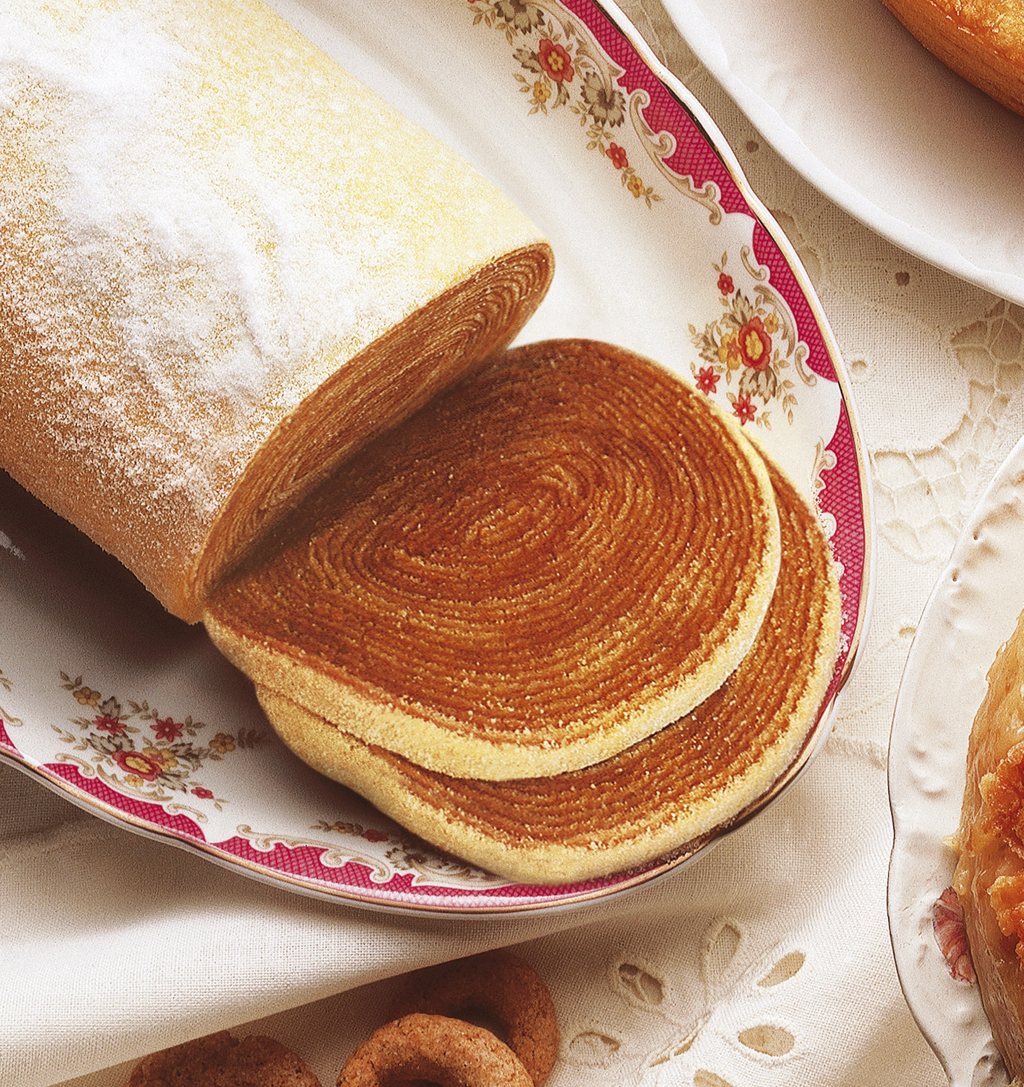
[
  {"xmin": 0, "ymin": 0, "xmax": 869, "ymax": 916},
  {"xmin": 889, "ymin": 436, "xmax": 1024, "ymax": 1086},
  {"xmin": 662, "ymin": 0, "xmax": 1024, "ymax": 306}
]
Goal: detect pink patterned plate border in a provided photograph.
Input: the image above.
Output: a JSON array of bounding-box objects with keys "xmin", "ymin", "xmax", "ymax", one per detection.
[{"xmin": 0, "ymin": 0, "xmax": 870, "ymax": 915}]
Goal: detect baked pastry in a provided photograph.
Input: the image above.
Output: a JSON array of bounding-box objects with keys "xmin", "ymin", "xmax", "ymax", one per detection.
[
  {"xmin": 125, "ymin": 1031, "xmax": 321, "ymax": 1087},
  {"xmin": 0, "ymin": 0, "xmax": 552, "ymax": 622},
  {"xmin": 252, "ymin": 443, "xmax": 840, "ymax": 884},
  {"xmin": 883, "ymin": 0, "xmax": 1024, "ymax": 116},
  {"xmin": 387, "ymin": 951, "xmax": 559, "ymax": 1087},
  {"xmin": 335, "ymin": 1013, "xmax": 533, "ymax": 1087},
  {"xmin": 203, "ymin": 340, "xmax": 783, "ymax": 780},
  {"xmin": 954, "ymin": 605, "xmax": 1024, "ymax": 1080}
]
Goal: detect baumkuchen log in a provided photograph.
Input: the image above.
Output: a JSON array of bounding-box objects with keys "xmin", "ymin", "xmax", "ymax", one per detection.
[
  {"xmin": 253, "ymin": 451, "xmax": 841, "ymax": 884},
  {"xmin": 954, "ymin": 606, "xmax": 1024, "ymax": 1080},
  {"xmin": 0, "ymin": 0, "xmax": 553, "ymax": 621},
  {"xmin": 883, "ymin": 0, "xmax": 1024, "ymax": 116},
  {"xmin": 203, "ymin": 340, "xmax": 784, "ymax": 781}
]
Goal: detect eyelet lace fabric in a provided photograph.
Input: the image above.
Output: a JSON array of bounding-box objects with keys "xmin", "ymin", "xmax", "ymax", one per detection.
[{"xmin": 7, "ymin": 3, "xmax": 1024, "ymax": 1086}]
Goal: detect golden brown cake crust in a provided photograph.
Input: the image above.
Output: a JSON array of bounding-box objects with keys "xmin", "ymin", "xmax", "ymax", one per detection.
[
  {"xmin": 883, "ymin": 0, "xmax": 1024, "ymax": 115},
  {"xmin": 204, "ymin": 339, "xmax": 782, "ymax": 780},
  {"xmin": 254, "ymin": 448, "xmax": 840, "ymax": 884}
]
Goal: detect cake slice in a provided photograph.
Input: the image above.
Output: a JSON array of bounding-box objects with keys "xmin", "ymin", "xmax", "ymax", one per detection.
[
  {"xmin": 204, "ymin": 339, "xmax": 782, "ymax": 780},
  {"xmin": 253, "ymin": 452, "xmax": 841, "ymax": 884}
]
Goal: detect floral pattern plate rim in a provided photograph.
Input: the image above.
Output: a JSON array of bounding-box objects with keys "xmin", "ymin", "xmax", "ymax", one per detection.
[
  {"xmin": 0, "ymin": 0, "xmax": 870, "ymax": 916},
  {"xmin": 661, "ymin": 0, "xmax": 1024, "ymax": 307},
  {"xmin": 887, "ymin": 436, "xmax": 1024, "ymax": 1086}
]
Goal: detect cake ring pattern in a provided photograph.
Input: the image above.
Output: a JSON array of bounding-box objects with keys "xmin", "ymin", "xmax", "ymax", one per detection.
[
  {"xmin": 255, "ymin": 446, "xmax": 840, "ymax": 883},
  {"xmin": 204, "ymin": 340, "xmax": 783, "ymax": 782}
]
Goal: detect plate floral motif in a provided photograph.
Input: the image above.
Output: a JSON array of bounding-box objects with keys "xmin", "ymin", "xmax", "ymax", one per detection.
[
  {"xmin": 690, "ymin": 252, "xmax": 813, "ymax": 428},
  {"xmin": 467, "ymin": 0, "xmax": 662, "ymax": 206},
  {"xmin": 52, "ymin": 673, "xmax": 265, "ymax": 813},
  {"xmin": 0, "ymin": 0, "xmax": 867, "ymax": 914},
  {"xmin": 305, "ymin": 819, "xmax": 508, "ymax": 884}
]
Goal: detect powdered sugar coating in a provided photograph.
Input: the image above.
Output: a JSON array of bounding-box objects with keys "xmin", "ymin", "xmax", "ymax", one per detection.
[{"xmin": 0, "ymin": 0, "xmax": 550, "ymax": 618}]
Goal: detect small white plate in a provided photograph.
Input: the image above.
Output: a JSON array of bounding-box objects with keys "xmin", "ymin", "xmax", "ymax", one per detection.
[
  {"xmin": 662, "ymin": 0, "xmax": 1024, "ymax": 306},
  {"xmin": 888, "ymin": 437, "xmax": 1024, "ymax": 1086},
  {"xmin": 0, "ymin": 0, "xmax": 869, "ymax": 916}
]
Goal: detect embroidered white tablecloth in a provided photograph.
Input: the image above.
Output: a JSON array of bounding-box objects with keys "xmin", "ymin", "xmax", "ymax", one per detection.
[{"xmin": 4, "ymin": 2, "xmax": 1018, "ymax": 1084}]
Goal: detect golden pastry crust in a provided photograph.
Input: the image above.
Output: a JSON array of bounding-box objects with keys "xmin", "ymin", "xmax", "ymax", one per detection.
[
  {"xmin": 204, "ymin": 339, "xmax": 782, "ymax": 780},
  {"xmin": 954, "ymin": 606, "xmax": 1024, "ymax": 1080},
  {"xmin": 335, "ymin": 1014, "xmax": 533, "ymax": 1087},
  {"xmin": 387, "ymin": 951, "xmax": 559, "ymax": 1087},
  {"xmin": 883, "ymin": 0, "xmax": 1024, "ymax": 115},
  {"xmin": 125, "ymin": 1031, "xmax": 321, "ymax": 1087},
  {"xmin": 253, "ymin": 442, "xmax": 840, "ymax": 884},
  {"xmin": 0, "ymin": 0, "xmax": 551, "ymax": 621}
]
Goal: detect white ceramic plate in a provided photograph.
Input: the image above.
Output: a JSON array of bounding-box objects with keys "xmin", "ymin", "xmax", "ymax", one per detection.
[
  {"xmin": 0, "ymin": 0, "xmax": 870, "ymax": 916},
  {"xmin": 888, "ymin": 436, "xmax": 1024, "ymax": 1086},
  {"xmin": 662, "ymin": 0, "xmax": 1024, "ymax": 306}
]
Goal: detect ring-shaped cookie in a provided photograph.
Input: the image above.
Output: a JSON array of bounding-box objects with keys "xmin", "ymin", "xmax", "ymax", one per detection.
[
  {"xmin": 126, "ymin": 1030, "xmax": 321, "ymax": 1086},
  {"xmin": 336, "ymin": 1014, "xmax": 533, "ymax": 1087},
  {"xmin": 387, "ymin": 951, "xmax": 558, "ymax": 1087}
]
